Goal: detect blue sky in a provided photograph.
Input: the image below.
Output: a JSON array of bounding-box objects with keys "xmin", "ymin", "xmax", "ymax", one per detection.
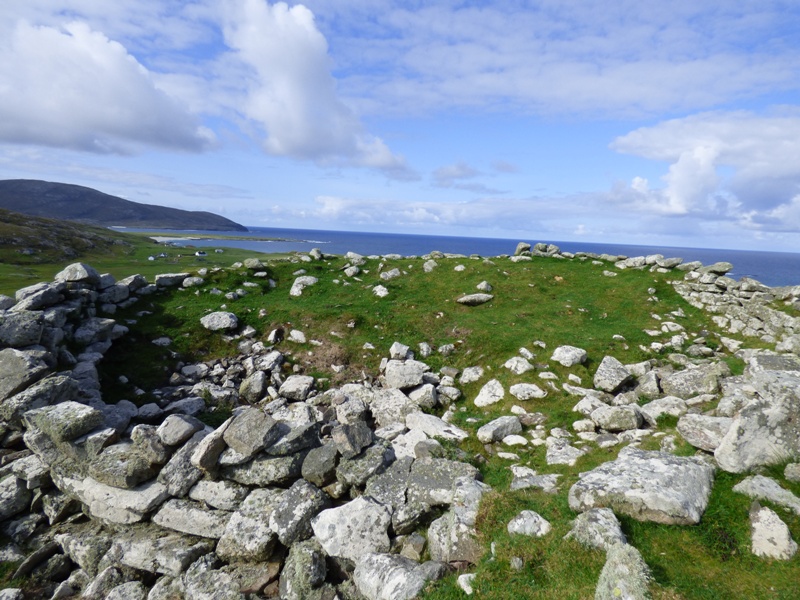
[{"xmin": 2, "ymin": 1, "xmax": 800, "ymax": 251}]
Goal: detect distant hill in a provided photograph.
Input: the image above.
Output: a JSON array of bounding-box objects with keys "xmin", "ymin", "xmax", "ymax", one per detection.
[{"xmin": 0, "ymin": 179, "xmax": 248, "ymax": 231}]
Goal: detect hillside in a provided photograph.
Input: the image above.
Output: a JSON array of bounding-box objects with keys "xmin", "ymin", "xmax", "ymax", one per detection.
[
  {"xmin": 0, "ymin": 179, "xmax": 247, "ymax": 231},
  {"xmin": 0, "ymin": 243, "xmax": 799, "ymax": 599}
]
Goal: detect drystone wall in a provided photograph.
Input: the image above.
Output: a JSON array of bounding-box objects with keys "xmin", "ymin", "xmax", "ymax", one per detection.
[{"xmin": 0, "ymin": 246, "xmax": 799, "ymax": 599}]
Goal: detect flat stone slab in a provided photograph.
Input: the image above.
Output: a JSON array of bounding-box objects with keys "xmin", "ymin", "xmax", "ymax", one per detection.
[
  {"xmin": 151, "ymin": 499, "xmax": 232, "ymax": 539},
  {"xmin": 732, "ymin": 475, "xmax": 800, "ymax": 515},
  {"xmin": 456, "ymin": 293, "xmax": 493, "ymax": 306},
  {"xmin": 110, "ymin": 527, "xmax": 214, "ymax": 576},
  {"xmin": 568, "ymin": 446, "xmax": 716, "ymax": 525},
  {"xmin": 312, "ymin": 496, "xmax": 392, "ymax": 562}
]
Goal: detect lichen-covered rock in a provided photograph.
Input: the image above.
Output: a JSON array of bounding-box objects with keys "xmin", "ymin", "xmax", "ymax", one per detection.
[
  {"xmin": 551, "ymin": 345, "xmax": 587, "ymax": 367},
  {"xmin": 217, "ymin": 488, "xmax": 282, "ymax": 562},
  {"xmin": 564, "ymin": 507, "xmax": 627, "ymax": 551},
  {"xmin": 676, "ymin": 414, "xmax": 732, "ymax": 452},
  {"xmin": 593, "ymin": 356, "xmax": 633, "ymax": 393},
  {"xmin": 312, "ymin": 496, "xmax": 392, "ymax": 561},
  {"xmin": 568, "ymin": 447, "xmax": 715, "ymax": 525},
  {"xmin": 594, "ymin": 543, "xmax": 651, "ymax": 600},
  {"xmin": 715, "ymin": 371, "xmax": 800, "ymax": 473},
  {"xmin": 24, "ymin": 400, "xmax": 104, "ymax": 443},
  {"xmin": 749, "ymin": 503, "xmax": 798, "ymax": 560},
  {"xmin": 473, "ymin": 379, "xmax": 504, "ymax": 407},
  {"xmin": 199, "ymin": 311, "xmax": 238, "ymax": 331},
  {"xmin": 269, "ymin": 479, "xmax": 330, "ymax": 546},
  {"xmin": 476, "ymin": 416, "xmax": 522, "ymax": 443},
  {"xmin": 384, "ymin": 360, "xmax": 427, "ymax": 390},
  {"xmin": 0, "ymin": 348, "xmax": 50, "ymax": 402},
  {"xmin": 354, "ymin": 553, "xmax": 448, "ymax": 600},
  {"xmin": 507, "ymin": 510, "xmax": 552, "ymax": 537},
  {"xmin": 589, "ymin": 405, "xmax": 642, "ymax": 432},
  {"xmin": 456, "ymin": 293, "xmax": 493, "ymax": 306},
  {"xmin": 660, "ymin": 363, "xmax": 728, "ymax": 398},
  {"xmin": 427, "ymin": 477, "xmax": 490, "ymax": 565}
]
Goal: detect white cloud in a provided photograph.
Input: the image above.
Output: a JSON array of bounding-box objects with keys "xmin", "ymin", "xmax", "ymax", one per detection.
[
  {"xmin": 307, "ymin": 1, "xmax": 800, "ymax": 118},
  {"xmin": 611, "ymin": 110, "xmax": 800, "ymax": 222},
  {"xmin": 220, "ymin": 0, "xmax": 410, "ymax": 176},
  {"xmin": 0, "ymin": 20, "xmax": 214, "ymax": 154}
]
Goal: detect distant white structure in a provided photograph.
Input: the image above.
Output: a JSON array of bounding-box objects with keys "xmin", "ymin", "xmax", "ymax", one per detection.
[{"xmin": 195, "ymin": 250, "xmax": 207, "ymax": 257}]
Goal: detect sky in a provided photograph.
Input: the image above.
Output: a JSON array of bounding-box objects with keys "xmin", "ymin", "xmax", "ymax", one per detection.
[{"xmin": 1, "ymin": 1, "xmax": 800, "ymax": 252}]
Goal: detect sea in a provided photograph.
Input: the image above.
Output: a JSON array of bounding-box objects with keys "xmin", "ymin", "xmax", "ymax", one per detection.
[{"xmin": 136, "ymin": 226, "xmax": 800, "ymax": 288}]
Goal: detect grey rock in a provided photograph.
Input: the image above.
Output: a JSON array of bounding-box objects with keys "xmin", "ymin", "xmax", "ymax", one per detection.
[
  {"xmin": 55, "ymin": 529, "xmax": 112, "ymax": 576},
  {"xmin": 406, "ymin": 411, "xmax": 468, "ymax": 442},
  {"xmin": 590, "ymin": 405, "xmax": 643, "ymax": 432},
  {"xmin": 749, "ymin": 503, "xmax": 797, "ymax": 560},
  {"xmin": 336, "ymin": 443, "xmax": 394, "ymax": 487},
  {"xmin": 73, "ymin": 317, "xmax": 117, "ymax": 345},
  {"xmin": 216, "ymin": 488, "xmax": 283, "ymax": 562},
  {"xmin": 53, "ymin": 471, "xmax": 170, "ymax": 524},
  {"xmin": 190, "ymin": 417, "xmax": 232, "ymax": 474},
  {"xmin": 551, "ymin": 345, "xmax": 588, "ymax": 367},
  {"xmin": 110, "ymin": 527, "xmax": 214, "ymax": 576},
  {"xmin": 0, "ymin": 374, "xmax": 78, "ymax": 427},
  {"xmin": 222, "ymin": 451, "xmax": 306, "ymax": 486},
  {"xmin": 660, "ymin": 363, "xmax": 728, "ymax": 398},
  {"xmin": 568, "ymin": 447, "xmax": 716, "ymax": 525},
  {"xmin": 279, "ymin": 539, "xmax": 329, "ymax": 600},
  {"xmin": 509, "ymin": 382, "xmax": 547, "ymax": 400},
  {"xmin": 0, "ymin": 310, "xmax": 43, "ymax": 347},
  {"xmin": 54, "ymin": 262, "xmax": 100, "ymax": 284},
  {"xmin": 564, "ymin": 507, "xmax": 627, "ymax": 550},
  {"xmin": 88, "ymin": 441, "xmax": 160, "ymax": 488},
  {"xmin": 188, "ymin": 479, "xmax": 249, "ymax": 511},
  {"xmin": 158, "ymin": 430, "xmax": 207, "ymax": 497},
  {"xmin": 473, "ymin": 378, "xmax": 504, "ymax": 407},
  {"xmin": 427, "ymin": 477, "xmax": 489, "ymax": 565},
  {"xmin": 477, "ymin": 416, "xmax": 522, "ymax": 443},
  {"xmin": 456, "ymin": 293, "xmax": 494, "ymax": 306},
  {"xmin": 302, "ymin": 442, "xmax": 340, "ymax": 488},
  {"xmin": 0, "ymin": 477, "xmax": 32, "ymax": 521},
  {"xmin": 105, "ymin": 581, "xmax": 148, "ymax": 600},
  {"xmin": 0, "ymin": 348, "xmax": 50, "ymax": 402},
  {"xmin": 545, "ymin": 437, "xmax": 588, "ymax": 466},
  {"xmin": 154, "ymin": 272, "xmax": 190, "ymax": 287},
  {"xmin": 156, "ymin": 414, "xmax": 204, "ymax": 447},
  {"xmin": 13, "ymin": 282, "xmax": 63, "ymax": 311},
  {"xmin": 365, "ymin": 456, "xmax": 414, "ymax": 510},
  {"xmin": 507, "ymin": 510, "xmax": 551, "ymax": 537},
  {"xmin": 407, "ymin": 457, "xmax": 480, "ymax": 507},
  {"xmin": 407, "ymin": 383, "xmax": 438, "ymax": 409},
  {"xmin": 269, "ymin": 479, "xmax": 330, "ymax": 546},
  {"xmin": 503, "ymin": 356, "xmax": 533, "ymax": 374},
  {"xmin": 593, "ymin": 356, "xmax": 633, "ymax": 393},
  {"xmin": 384, "ymin": 360, "xmax": 427, "ymax": 389},
  {"xmin": 595, "ymin": 543, "xmax": 651, "ymax": 600},
  {"xmin": 222, "ymin": 408, "xmax": 280, "ymax": 458},
  {"xmin": 459, "ymin": 366, "xmax": 484, "ymax": 384},
  {"xmin": 279, "ymin": 375, "xmax": 316, "ymax": 401},
  {"xmin": 183, "ymin": 554, "xmax": 243, "ymax": 600},
  {"xmin": 238, "ymin": 370, "xmax": 268, "ymax": 403},
  {"xmin": 370, "ymin": 388, "xmax": 418, "ymax": 427},
  {"xmin": 508, "ymin": 465, "xmax": 561, "ymax": 494},
  {"xmin": 290, "ymin": 275, "xmax": 318, "ymax": 296},
  {"xmin": 354, "ymin": 553, "xmax": 448, "ymax": 600},
  {"xmin": 312, "ymin": 496, "xmax": 392, "ymax": 561},
  {"xmin": 24, "ymin": 400, "xmax": 104, "ymax": 442},
  {"xmin": 200, "ymin": 311, "xmax": 238, "ymax": 331},
  {"xmin": 732, "ymin": 475, "xmax": 800, "ymax": 515},
  {"xmin": 715, "ymin": 371, "xmax": 800, "ymax": 473},
  {"xmin": 639, "ymin": 396, "xmax": 687, "ymax": 424},
  {"xmin": 332, "ymin": 421, "xmax": 373, "ymax": 459},
  {"xmin": 81, "ymin": 566, "xmax": 126, "ymax": 600},
  {"xmin": 265, "ymin": 421, "xmax": 320, "ymax": 456},
  {"xmin": 676, "ymin": 414, "xmax": 733, "ymax": 452},
  {"xmin": 152, "ymin": 498, "xmax": 232, "ymax": 538}
]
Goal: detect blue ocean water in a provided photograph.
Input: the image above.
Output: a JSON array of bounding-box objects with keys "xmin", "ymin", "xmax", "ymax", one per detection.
[{"xmin": 143, "ymin": 226, "xmax": 800, "ymax": 288}]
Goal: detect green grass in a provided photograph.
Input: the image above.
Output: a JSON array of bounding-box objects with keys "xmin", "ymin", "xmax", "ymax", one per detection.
[{"xmin": 3, "ymin": 221, "xmax": 797, "ymax": 599}]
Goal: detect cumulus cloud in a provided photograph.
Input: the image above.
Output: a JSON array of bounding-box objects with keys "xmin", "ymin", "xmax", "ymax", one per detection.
[
  {"xmin": 0, "ymin": 20, "xmax": 214, "ymax": 154},
  {"xmin": 220, "ymin": 0, "xmax": 411, "ymax": 176},
  {"xmin": 610, "ymin": 110, "xmax": 800, "ymax": 230}
]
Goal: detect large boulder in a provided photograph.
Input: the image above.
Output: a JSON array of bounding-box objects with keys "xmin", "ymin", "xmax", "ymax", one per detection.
[
  {"xmin": 551, "ymin": 345, "xmax": 587, "ymax": 367},
  {"xmin": 595, "ymin": 543, "xmax": 651, "ymax": 600},
  {"xmin": 715, "ymin": 371, "xmax": 800, "ymax": 473},
  {"xmin": 677, "ymin": 414, "xmax": 733, "ymax": 452},
  {"xmin": 660, "ymin": 363, "xmax": 728, "ymax": 398},
  {"xmin": 384, "ymin": 360, "xmax": 427, "ymax": 390},
  {"xmin": 568, "ymin": 447, "xmax": 715, "ymax": 525},
  {"xmin": 0, "ymin": 311, "xmax": 44, "ymax": 347}
]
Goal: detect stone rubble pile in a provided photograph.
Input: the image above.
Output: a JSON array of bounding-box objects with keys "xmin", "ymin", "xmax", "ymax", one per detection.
[{"xmin": 1, "ymin": 245, "xmax": 800, "ymax": 599}]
